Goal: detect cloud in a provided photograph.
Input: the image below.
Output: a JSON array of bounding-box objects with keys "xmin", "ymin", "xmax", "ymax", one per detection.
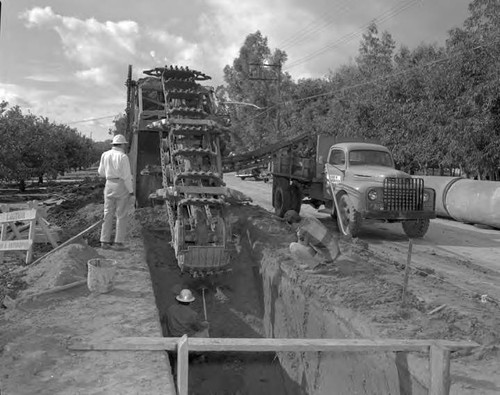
[
  {"xmin": 20, "ymin": 7, "xmax": 140, "ymax": 86},
  {"xmin": 0, "ymin": 83, "xmax": 35, "ymax": 108},
  {"xmin": 75, "ymin": 67, "xmax": 108, "ymax": 85},
  {"xmin": 25, "ymin": 74, "xmax": 62, "ymax": 83},
  {"xmin": 19, "ymin": 6, "xmax": 58, "ymax": 27}
]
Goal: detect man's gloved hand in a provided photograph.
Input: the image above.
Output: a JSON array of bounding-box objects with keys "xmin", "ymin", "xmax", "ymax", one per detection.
[{"xmin": 202, "ymin": 320, "xmax": 210, "ymax": 328}]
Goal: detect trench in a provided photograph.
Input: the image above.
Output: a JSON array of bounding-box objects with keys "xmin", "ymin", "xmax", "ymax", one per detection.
[
  {"xmin": 143, "ymin": 205, "xmax": 427, "ymax": 395},
  {"xmin": 143, "ymin": 225, "xmax": 304, "ymax": 395}
]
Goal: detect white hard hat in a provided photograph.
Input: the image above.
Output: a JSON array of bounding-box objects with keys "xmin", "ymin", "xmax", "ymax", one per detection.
[
  {"xmin": 176, "ymin": 289, "xmax": 195, "ymax": 303},
  {"xmin": 112, "ymin": 134, "xmax": 128, "ymax": 145}
]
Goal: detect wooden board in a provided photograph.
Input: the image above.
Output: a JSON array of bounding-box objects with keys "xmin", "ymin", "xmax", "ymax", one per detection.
[
  {"xmin": 68, "ymin": 337, "xmax": 478, "ymax": 353},
  {"xmin": 0, "ymin": 209, "xmax": 37, "ymax": 223},
  {"xmin": 175, "ymin": 186, "xmax": 227, "ymax": 195},
  {"xmin": 0, "ymin": 239, "xmax": 33, "ymax": 251}
]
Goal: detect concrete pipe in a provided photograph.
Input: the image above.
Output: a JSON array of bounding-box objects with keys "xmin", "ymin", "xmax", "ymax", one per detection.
[{"xmin": 420, "ymin": 176, "xmax": 500, "ymax": 229}]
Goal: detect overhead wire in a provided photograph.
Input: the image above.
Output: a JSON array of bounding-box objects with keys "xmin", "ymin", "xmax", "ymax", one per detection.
[
  {"xmin": 284, "ymin": 0, "xmax": 422, "ymax": 71},
  {"xmin": 277, "ymin": 0, "xmax": 351, "ymax": 51},
  {"xmin": 246, "ymin": 41, "xmax": 489, "ymax": 123},
  {"xmin": 66, "ymin": 114, "xmax": 120, "ymax": 125}
]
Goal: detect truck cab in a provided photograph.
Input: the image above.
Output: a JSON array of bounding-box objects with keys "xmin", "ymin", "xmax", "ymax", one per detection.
[{"xmin": 324, "ymin": 142, "xmax": 436, "ymax": 237}]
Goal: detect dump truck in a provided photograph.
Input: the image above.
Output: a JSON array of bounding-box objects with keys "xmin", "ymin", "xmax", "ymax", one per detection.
[
  {"xmin": 126, "ymin": 65, "xmax": 233, "ymax": 277},
  {"xmin": 225, "ymin": 134, "xmax": 436, "ymax": 238}
]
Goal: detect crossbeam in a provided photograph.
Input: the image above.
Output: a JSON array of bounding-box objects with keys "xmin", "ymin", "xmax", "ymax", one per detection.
[{"xmin": 68, "ymin": 336, "xmax": 478, "ymax": 353}]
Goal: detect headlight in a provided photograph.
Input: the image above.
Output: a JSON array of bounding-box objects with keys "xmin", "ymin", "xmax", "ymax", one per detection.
[
  {"xmin": 423, "ymin": 191, "xmax": 430, "ymax": 202},
  {"xmin": 368, "ymin": 189, "xmax": 378, "ymax": 201}
]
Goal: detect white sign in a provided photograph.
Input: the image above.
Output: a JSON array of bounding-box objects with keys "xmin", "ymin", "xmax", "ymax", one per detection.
[
  {"xmin": 0, "ymin": 239, "xmax": 33, "ymax": 251},
  {"xmin": 0, "ymin": 209, "xmax": 37, "ymax": 223}
]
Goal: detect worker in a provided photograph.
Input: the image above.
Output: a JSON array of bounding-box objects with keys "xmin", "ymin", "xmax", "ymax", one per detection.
[
  {"xmin": 284, "ymin": 210, "xmax": 341, "ymax": 271},
  {"xmin": 98, "ymin": 134, "xmax": 134, "ymax": 250},
  {"xmin": 166, "ymin": 289, "xmax": 209, "ymax": 337}
]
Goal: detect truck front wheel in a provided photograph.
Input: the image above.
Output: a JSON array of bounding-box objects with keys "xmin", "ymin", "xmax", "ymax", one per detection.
[
  {"xmin": 402, "ymin": 219, "xmax": 430, "ymax": 238},
  {"xmin": 336, "ymin": 193, "xmax": 362, "ymax": 237},
  {"xmin": 273, "ymin": 177, "xmax": 291, "ymax": 217}
]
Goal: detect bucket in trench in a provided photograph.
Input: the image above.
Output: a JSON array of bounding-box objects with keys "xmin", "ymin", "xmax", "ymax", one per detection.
[{"xmin": 87, "ymin": 258, "xmax": 117, "ymax": 294}]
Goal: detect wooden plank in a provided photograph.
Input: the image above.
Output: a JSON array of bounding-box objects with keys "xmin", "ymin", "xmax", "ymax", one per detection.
[
  {"xmin": 0, "ymin": 239, "xmax": 33, "ymax": 251},
  {"xmin": 401, "ymin": 239, "xmax": 413, "ymax": 307},
  {"xmin": 30, "ymin": 220, "xmax": 103, "ymax": 266},
  {"xmin": 429, "ymin": 345, "xmax": 451, "ymax": 395},
  {"xmin": 175, "ymin": 186, "xmax": 227, "ymax": 195},
  {"xmin": 68, "ymin": 337, "xmax": 479, "ymax": 353},
  {"xmin": 0, "ymin": 205, "xmax": 8, "ymax": 264},
  {"xmin": 0, "ymin": 209, "xmax": 37, "ymax": 223},
  {"xmin": 26, "ymin": 219, "xmax": 36, "ymax": 264},
  {"xmin": 37, "ymin": 216, "xmax": 59, "ymax": 248},
  {"xmin": 177, "ymin": 335, "xmax": 189, "ymax": 395}
]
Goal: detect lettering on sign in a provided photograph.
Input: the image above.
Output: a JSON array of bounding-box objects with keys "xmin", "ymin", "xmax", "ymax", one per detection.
[
  {"xmin": 0, "ymin": 209, "xmax": 37, "ymax": 223},
  {"xmin": 0, "ymin": 239, "xmax": 33, "ymax": 251}
]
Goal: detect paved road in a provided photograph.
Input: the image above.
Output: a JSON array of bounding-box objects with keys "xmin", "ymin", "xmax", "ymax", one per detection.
[{"xmin": 225, "ymin": 172, "xmax": 500, "ymax": 304}]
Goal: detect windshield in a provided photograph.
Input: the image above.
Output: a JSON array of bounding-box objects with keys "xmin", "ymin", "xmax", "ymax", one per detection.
[{"xmin": 348, "ymin": 150, "xmax": 394, "ymax": 167}]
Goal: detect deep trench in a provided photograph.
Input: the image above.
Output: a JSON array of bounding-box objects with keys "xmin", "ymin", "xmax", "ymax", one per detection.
[{"xmin": 143, "ymin": 227, "xmax": 305, "ymax": 395}]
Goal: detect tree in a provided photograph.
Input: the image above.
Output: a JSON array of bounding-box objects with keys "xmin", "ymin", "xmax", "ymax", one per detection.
[
  {"xmin": 0, "ymin": 102, "xmax": 105, "ymax": 190},
  {"xmin": 223, "ymin": 31, "xmax": 291, "ymax": 151}
]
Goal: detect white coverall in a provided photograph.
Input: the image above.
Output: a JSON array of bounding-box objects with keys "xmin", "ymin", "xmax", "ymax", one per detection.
[{"xmin": 98, "ymin": 146, "xmax": 134, "ymax": 244}]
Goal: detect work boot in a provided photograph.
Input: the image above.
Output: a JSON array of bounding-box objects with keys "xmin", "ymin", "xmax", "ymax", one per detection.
[{"xmin": 100, "ymin": 242, "xmax": 112, "ymax": 249}]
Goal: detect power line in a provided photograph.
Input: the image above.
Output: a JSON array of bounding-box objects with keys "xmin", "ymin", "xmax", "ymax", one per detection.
[
  {"xmin": 66, "ymin": 114, "xmax": 119, "ymax": 125},
  {"xmin": 277, "ymin": 0, "xmax": 351, "ymax": 51},
  {"xmin": 247, "ymin": 42, "xmax": 489, "ymax": 122},
  {"xmin": 284, "ymin": 0, "xmax": 421, "ymax": 71}
]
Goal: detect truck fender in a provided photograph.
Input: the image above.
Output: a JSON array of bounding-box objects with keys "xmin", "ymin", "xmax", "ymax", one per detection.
[{"xmin": 328, "ymin": 183, "xmax": 349, "ymax": 235}]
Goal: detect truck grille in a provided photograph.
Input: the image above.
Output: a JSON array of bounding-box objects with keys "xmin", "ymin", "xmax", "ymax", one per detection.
[{"xmin": 383, "ymin": 177, "xmax": 424, "ymax": 211}]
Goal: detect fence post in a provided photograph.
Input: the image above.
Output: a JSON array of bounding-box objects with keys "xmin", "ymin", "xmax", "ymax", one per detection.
[
  {"xmin": 177, "ymin": 335, "xmax": 189, "ymax": 395},
  {"xmin": 429, "ymin": 345, "xmax": 450, "ymax": 395},
  {"xmin": 401, "ymin": 239, "xmax": 413, "ymax": 307}
]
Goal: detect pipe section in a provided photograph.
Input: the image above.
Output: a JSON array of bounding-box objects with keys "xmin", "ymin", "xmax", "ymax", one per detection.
[{"xmin": 420, "ymin": 176, "xmax": 500, "ymax": 229}]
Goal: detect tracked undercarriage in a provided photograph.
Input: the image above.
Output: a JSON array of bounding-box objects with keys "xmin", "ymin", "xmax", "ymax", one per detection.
[{"xmin": 128, "ymin": 65, "xmax": 233, "ymax": 277}]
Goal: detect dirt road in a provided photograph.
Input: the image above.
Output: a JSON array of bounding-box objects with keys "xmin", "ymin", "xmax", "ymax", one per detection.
[{"xmin": 225, "ymin": 173, "xmax": 500, "ymax": 309}]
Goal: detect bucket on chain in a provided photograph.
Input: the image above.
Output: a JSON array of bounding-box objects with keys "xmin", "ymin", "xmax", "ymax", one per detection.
[{"xmin": 87, "ymin": 258, "xmax": 117, "ymax": 294}]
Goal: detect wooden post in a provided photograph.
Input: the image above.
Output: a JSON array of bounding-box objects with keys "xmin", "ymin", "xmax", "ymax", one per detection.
[
  {"xmin": 0, "ymin": 205, "xmax": 7, "ymax": 264},
  {"xmin": 26, "ymin": 217, "xmax": 36, "ymax": 264},
  {"xmin": 401, "ymin": 239, "xmax": 413, "ymax": 307},
  {"xmin": 177, "ymin": 335, "xmax": 189, "ymax": 395},
  {"xmin": 429, "ymin": 345, "xmax": 451, "ymax": 395}
]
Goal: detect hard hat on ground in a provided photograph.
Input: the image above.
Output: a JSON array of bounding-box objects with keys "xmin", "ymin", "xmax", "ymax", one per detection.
[
  {"xmin": 284, "ymin": 210, "xmax": 301, "ymax": 224},
  {"xmin": 112, "ymin": 134, "xmax": 128, "ymax": 145},
  {"xmin": 176, "ymin": 289, "xmax": 195, "ymax": 303}
]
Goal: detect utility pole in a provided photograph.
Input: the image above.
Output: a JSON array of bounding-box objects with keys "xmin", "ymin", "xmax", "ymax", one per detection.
[{"xmin": 248, "ymin": 61, "xmax": 282, "ymax": 135}]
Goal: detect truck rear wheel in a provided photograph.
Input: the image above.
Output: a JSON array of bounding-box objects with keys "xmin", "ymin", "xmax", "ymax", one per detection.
[
  {"xmin": 273, "ymin": 177, "xmax": 291, "ymax": 217},
  {"xmin": 402, "ymin": 219, "xmax": 430, "ymax": 238},
  {"xmin": 337, "ymin": 193, "xmax": 362, "ymax": 237}
]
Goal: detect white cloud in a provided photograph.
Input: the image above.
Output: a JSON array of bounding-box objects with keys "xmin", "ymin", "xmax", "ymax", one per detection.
[
  {"xmin": 20, "ymin": 7, "xmax": 140, "ymax": 86},
  {"xmin": 19, "ymin": 6, "xmax": 58, "ymax": 28},
  {"xmin": 75, "ymin": 67, "xmax": 108, "ymax": 86},
  {"xmin": 25, "ymin": 74, "xmax": 62, "ymax": 82}
]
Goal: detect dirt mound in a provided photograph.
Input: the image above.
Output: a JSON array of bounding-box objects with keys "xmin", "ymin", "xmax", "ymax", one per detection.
[{"xmin": 20, "ymin": 243, "xmax": 102, "ymax": 296}]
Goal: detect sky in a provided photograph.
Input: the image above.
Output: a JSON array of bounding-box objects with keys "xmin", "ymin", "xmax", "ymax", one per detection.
[{"xmin": 0, "ymin": 0, "xmax": 471, "ymax": 141}]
